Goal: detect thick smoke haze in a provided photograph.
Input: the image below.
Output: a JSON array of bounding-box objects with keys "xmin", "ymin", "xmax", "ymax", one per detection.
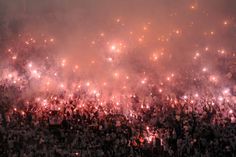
[{"xmin": 0, "ymin": 0, "xmax": 236, "ymax": 98}]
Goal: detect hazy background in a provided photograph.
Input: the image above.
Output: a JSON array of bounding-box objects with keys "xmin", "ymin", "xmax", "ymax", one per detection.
[{"xmin": 0, "ymin": 0, "xmax": 236, "ymax": 96}]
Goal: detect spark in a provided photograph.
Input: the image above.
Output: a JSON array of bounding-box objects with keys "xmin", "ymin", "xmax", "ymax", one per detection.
[
  {"xmin": 223, "ymin": 21, "xmax": 228, "ymax": 25},
  {"xmin": 190, "ymin": 5, "xmax": 196, "ymax": 10},
  {"xmin": 75, "ymin": 65, "xmax": 79, "ymax": 69},
  {"xmin": 60, "ymin": 84, "xmax": 65, "ymax": 88},
  {"xmin": 202, "ymin": 68, "xmax": 207, "ymax": 72},
  {"xmin": 107, "ymin": 57, "xmax": 113, "ymax": 62},
  {"xmin": 28, "ymin": 63, "xmax": 33, "ymax": 68},
  {"xmin": 100, "ymin": 33, "xmax": 105, "ymax": 37},
  {"xmin": 8, "ymin": 74, "xmax": 13, "ymax": 78},
  {"xmin": 114, "ymin": 72, "xmax": 119, "ymax": 78},
  {"xmin": 175, "ymin": 29, "xmax": 181, "ymax": 35},
  {"xmin": 111, "ymin": 45, "xmax": 117, "ymax": 51},
  {"xmin": 91, "ymin": 41, "xmax": 96, "ymax": 45},
  {"xmin": 138, "ymin": 38, "xmax": 143, "ymax": 42},
  {"xmin": 86, "ymin": 82, "xmax": 90, "ymax": 87},
  {"xmin": 223, "ymin": 88, "xmax": 230, "ymax": 95},
  {"xmin": 12, "ymin": 55, "xmax": 17, "ymax": 60},
  {"xmin": 209, "ymin": 75, "xmax": 218, "ymax": 83},
  {"xmin": 183, "ymin": 95, "xmax": 188, "ymax": 100},
  {"xmin": 50, "ymin": 38, "xmax": 54, "ymax": 42},
  {"xmin": 61, "ymin": 59, "xmax": 66, "ymax": 67},
  {"xmin": 116, "ymin": 18, "xmax": 120, "ymax": 23},
  {"xmin": 218, "ymin": 96, "xmax": 224, "ymax": 101},
  {"xmin": 141, "ymin": 78, "xmax": 147, "ymax": 84},
  {"xmin": 218, "ymin": 49, "xmax": 226, "ymax": 54}
]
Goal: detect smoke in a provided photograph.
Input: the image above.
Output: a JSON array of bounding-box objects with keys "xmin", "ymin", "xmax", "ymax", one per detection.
[{"xmin": 0, "ymin": 0, "xmax": 236, "ymax": 99}]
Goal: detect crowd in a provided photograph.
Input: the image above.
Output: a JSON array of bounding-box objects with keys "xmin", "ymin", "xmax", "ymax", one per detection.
[
  {"xmin": 0, "ymin": 34, "xmax": 235, "ymax": 157},
  {"xmin": 0, "ymin": 86, "xmax": 236, "ymax": 157}
]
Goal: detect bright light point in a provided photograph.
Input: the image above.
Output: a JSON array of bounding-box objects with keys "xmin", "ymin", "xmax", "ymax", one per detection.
[
  {"xmin": 111, "ymin": 45, "xmax": 116, "ymax": 51},
  {"xmin": 114, "ymin": 72, "xmax": 119, "ymax": 77},
  {"xmin": 218, "ymin": 96, "xmax": 223, "ymax": 101},
  {"xmin": 202, "ymin": 68, "xmax": 207, "ymax": 72},
  {"xmin": 91, "ymin": 41, "xmax": 95, "ymax": 45},
  {"xmin": 91, "ymin": 60, "xmax": 95, "ymax": 64},
  {"xmin": 195, "ymin": 94, "xmax": 199, "ymax": 97},
  {"xmin": 12, "ymin": 56, "xmax": 17, "ymax": 60},
  {"xmin": 229, "ymin": 110, "xmax": 233, "ymax": 114},
  {"xmin": 141, "ymin": 78, "xmax": 147, "ymax": 84},
  {"xmin": 107, "ymin": 57, "xmax": 113, "ymax": 62},
  {"xmin": 116, "ymin": 18, "xmax": 120, "ymax": 23},
  {"xmin": 223, "ymin": 89, "xmax": 230, "ymax": 94},
  {"xmin": 175, "ymin": 30, "xmax": 180, "ymax": 34},
  {"xmin": 209, "ymin": 75, "xmax": 218, "ymax": 83},
  {"xmin": 61, "ymin": 59, "xmax": 66, "ymax": 67},
  {"xmin": 60, "ymin": 84, "xmax": 64, "ymax": 88},
  {"xmin": 86, "ymin": 82, "xmax": 90, "ymax": 86},
  {"xmin": 183, "ymin": 95, "xmax": 188, "ymax": 99},
  {"xmin": 138, "ymin": 38, "xmax": 143, "ymax": 42},
  {"xmin": 218, "ymin": 49, "xmax": 226, "ymax": 54},
  {"xmin": 28, "ymin": 63, "xmax": 32, "ymax": 68},
  {"xmin": 93, "ymin": 90, "xmax": 97, "ymax": 94},
  {"xmin": 190, "ymin": 5, "xmax": 196, "ymax": 9},
  {"xmin": 50, "ymin": 38, "xmax": 54, "ymax": 42},
  {"xmin": 8, "ymin": 74, "xmax": 13, "ymax": 78},
  {"xmin": 159, "ymin": 89, "xmax": 162, "ymax": 93},
  {"xmin": 151, "ymin": 53, "xmax": 158, "ymax": 61}
]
